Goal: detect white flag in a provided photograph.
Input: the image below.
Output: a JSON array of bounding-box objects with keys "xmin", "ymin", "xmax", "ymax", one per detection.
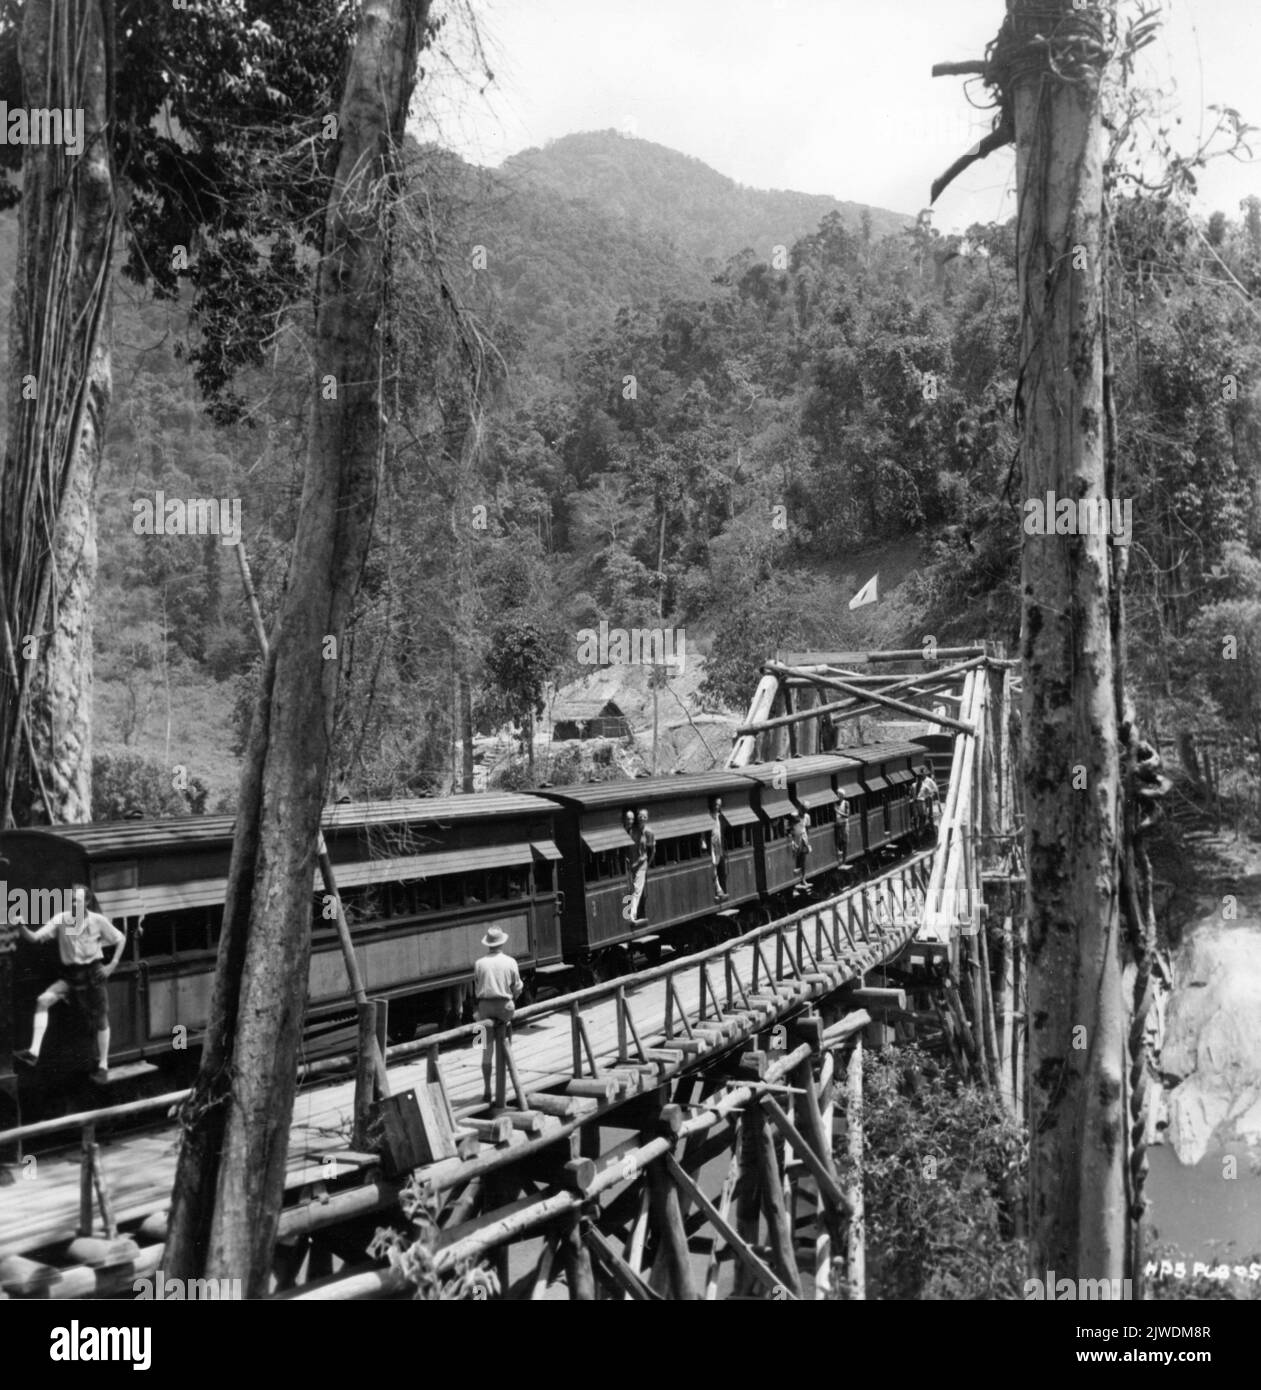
[{"xmin": 849, "ymin": 574, "xmax": 878, "ymax": 610}]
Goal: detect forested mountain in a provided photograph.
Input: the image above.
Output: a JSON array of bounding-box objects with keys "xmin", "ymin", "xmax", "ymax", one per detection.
[
  {"xmin": 3, "ymin": 128, "xmax": 1257, "ymax": 815},
  {"xmin": 499, "ymin": 131, "xmax": 909, "ymax": 266}
]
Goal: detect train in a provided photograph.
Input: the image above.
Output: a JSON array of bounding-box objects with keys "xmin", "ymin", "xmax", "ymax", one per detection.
[{"xmin": 0, "ymin": 739, "xmax": 937, "ymax": 1117}]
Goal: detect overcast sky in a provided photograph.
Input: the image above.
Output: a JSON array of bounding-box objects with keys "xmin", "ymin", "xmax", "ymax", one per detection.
[{"xmin": 422, "ymin": 0, "xmax": 1261, "ymax": 233}]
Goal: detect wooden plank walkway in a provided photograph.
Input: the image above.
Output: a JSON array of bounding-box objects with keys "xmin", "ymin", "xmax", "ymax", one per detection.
[{"xmin": 0, "ymin": 855, "xmax": 930, "ymax": 1290}]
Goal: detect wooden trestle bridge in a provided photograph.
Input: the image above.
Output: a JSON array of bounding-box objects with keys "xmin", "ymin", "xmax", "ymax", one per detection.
[{"xmin": 0, "ymin": 646, "xmax": 1025, "ymax": 1301}]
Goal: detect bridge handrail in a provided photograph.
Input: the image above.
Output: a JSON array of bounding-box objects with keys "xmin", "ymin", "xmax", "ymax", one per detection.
[
  {"xmin": 0, "ymin": 849, "xmax": 934, "ymax": 1149},
  {"xmin": 385, "ymin": 847, "xmax": 935, "ymax": 1059}
]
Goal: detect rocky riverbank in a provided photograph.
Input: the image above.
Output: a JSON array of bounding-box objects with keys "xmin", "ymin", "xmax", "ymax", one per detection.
[{"xmin": 1156, "ymin": 834, "xmax": 1261, "ymax": 1166}]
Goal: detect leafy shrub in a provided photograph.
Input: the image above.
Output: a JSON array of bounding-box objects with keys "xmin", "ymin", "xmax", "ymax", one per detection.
[
  {"xmin": 92, "ymin": 752, "xmax": 209, "ymax": 820},
  {"xmin": 835, "ymin": 1042, "xmax": 1027, "ymax": 1300}
]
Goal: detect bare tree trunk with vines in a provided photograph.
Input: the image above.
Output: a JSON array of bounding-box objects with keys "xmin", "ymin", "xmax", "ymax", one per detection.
[
  {"xmin": 0, "ymin": 0, "xmax": 115, "ymax": 828},
  {"xmin": 164, "ymin": 0, "xmax": 432, "ymax": 1295}
]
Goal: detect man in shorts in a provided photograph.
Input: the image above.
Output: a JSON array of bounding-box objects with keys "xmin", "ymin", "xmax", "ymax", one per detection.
[
  {"xmin": 789, "ymin": 809, "xmax": 811, "ymax": 888},
  {"xmin": 473, "ymin": 926, "xmax": 523, "ymax": 1105},
  {"xmin": 15, "ymin": 883, "xmax": 125, "ymax": 1082}
]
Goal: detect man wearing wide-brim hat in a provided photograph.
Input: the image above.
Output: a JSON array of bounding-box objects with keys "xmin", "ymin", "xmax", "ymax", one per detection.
[{"xmin": 473, "ymin": 926, "xmax": 523, "ymax": 1106}]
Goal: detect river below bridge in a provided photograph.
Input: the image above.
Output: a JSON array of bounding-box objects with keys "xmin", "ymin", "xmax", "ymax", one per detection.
[{"xmin": 1143, "ymin": 837, "xmax": 1261, "ymax": 1291}]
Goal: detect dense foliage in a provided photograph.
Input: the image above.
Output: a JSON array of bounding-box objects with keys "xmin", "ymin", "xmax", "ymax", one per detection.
[
  {"xmin": 0, "ymin": 113, "xmax": 1245, "ymax": 804},
  {"xmin": 837, "ymin": 1044, "xmax": 1027, "ymax": 1300}
]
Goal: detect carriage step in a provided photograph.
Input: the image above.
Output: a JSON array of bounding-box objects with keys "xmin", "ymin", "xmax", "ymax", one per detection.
[
  {"xmin": 97, "ymin": 1062, "xmax": 159, "ymax": 1084},
  {"xmin": 535, "ymin": 963, "xmax": 571, "ymax": 975}
]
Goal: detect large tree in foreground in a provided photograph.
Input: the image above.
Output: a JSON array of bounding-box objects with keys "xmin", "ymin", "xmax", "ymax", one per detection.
[
  {"xmin": 165, "ymin": 0, "xmax": 434, "ymax": 1294},
  {"xmin": 935, "ymin": 0, "xmax": 1132, "ymax": 1286},
  {"xmin": 0, "ymin": 0, "xmax": 355, "ymax": 827},
  {"xmin": 1008, "ymin": 0, "xmax": 1130, "ymax": 1284},
  {"xmin": 0, "ymin": 0, "xmax": 114, "ymax": 826}
]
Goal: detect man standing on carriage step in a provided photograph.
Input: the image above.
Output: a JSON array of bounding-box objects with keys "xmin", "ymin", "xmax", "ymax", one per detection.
[
  {"xmin": 708, "ymin": 796, "xmax": 728, "ymax": 902},
  {"xmin": 835, "ymin": 792, "xmax": 851, "ymax": 866},
  {"xmin": 914, "ymin": 768, "xmax": 940, "ymax": 837},
  {"xmin": 14, "ymin": 883, "xmax": 125, "ymax": 1082},
  {"xmin": 473, "ymin": 926, "xmax": 523, "ymax": 1106},
  {"xmin": 789, "ymin": 809, "xmax": 811, "ymax": 888},
  {"xmin": 623, "ymin": 807, "xmax": 655, "ymax": 923}
]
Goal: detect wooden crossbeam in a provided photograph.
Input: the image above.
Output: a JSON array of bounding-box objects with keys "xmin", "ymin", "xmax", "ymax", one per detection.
[
  {"xmin": 702, "ymin": 1140, "xmax": 742, "ymax": 1300},
  {"xmin": 698, "ymin": 961, "xmax": 723, "ymax": 1023},
  {"xmin": 834, "ymin": 900, "xmax": 856, "ymax": 951},
  {"xmin": 570, "ymin": 1008, "xmax": 601, "ymax": 1079},
  {"xmin": 759, "ymin": 1093, "xmax": 852, "ymax": 1216},
  {"xmin": 796, "ymin": 921, "xmax": 821, "ymax": 974},
  {"xmin": 752, "ymin": 937, "xmax": 775, "ymax": 992},
  {"xmin": 530, "ymin": 1233, "xmax": 558, "ymax": 1300},
  {"xmin": 648, "ymin": 1157, "xmax": 698, "ymax": 1299},
  {"xmin": 664, "ymin": 1152, "xmax": 795, "ymax": 1300},
  {"xmin": 725, "ymin": 953, "xmax": 752, "ymax": 1013},
  {"xmin": 614, "ymin": 989, "xmax": 645, "ymax": 1061},
  {"xmin": 664, "ymin": 976, "xmax": 694, "ymax": 1040},
  {"xmin": 753, "ymin": 1108, "xmax": 802, "ymax": 1296},
  {"xmin": 583, "ymin": 1224, "xmax": 663, "ymax": 1301},
  {"xmin": 622, "ymin": 1188, "xmax": 651, "ymax": 1300}
]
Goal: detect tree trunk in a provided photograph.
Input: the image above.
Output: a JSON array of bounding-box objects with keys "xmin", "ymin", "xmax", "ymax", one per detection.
[
  {"xmin": 0, "ymin": 0, "xmax": 115, "ymax": 827},
  {"xmin": 1012, "ymin": 0, "xmax": 1127, "ymax": 1284},
  {"xmin": 459, "ymin": 669, "xmax": 474, "ymax": 792},
  {"xmin": 165, "ymin": 0, "xmax": 431, "ymax": 1295}
]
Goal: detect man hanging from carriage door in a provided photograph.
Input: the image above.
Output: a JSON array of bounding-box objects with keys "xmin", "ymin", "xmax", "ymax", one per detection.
[
  {"xmin": 835, "ymin": 791, "xmax": 851, "ymax": 870},
  {"xmin": 789, "ymin": 808, "xmax": 811, "ymax": 890},
  {"xmin": 15, "ymin": 883, "xmax": 125, "ymax": 1083},
  {"xmin": 914, "ymin": 768, "xmax": 940, "ymax": 840},
  {"xmin": 620, "ymin": 808, "xmax": 637, "ymax": 921},
  {"xmin": 708, "ymin": 796, "xmax": 728, "ymax": 902},
  {"xmin": 623, "ymin": 808, "xmax": 655, "ymax": 924}
]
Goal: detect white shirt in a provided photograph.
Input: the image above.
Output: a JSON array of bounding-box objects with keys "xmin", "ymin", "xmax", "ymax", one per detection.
[
  {"xmin": 474, "ymin": 951, "xmax": 522, "ymax": 1001},
  {"xmin": 28, "ymin": 909, "xmax": 123, "ymax": 968}
]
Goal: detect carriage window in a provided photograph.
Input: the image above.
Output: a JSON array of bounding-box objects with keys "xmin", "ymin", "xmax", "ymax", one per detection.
[
  {"xmin": 505, "ymin": 866, "xmax": 527, "ymax": 898},
  {"xmin": 534, "ymin": 860, "xmax": 553, "ymax": 894},
  {"xmin": 174, "ymin": 911, "xmax": 212, "ymax": 955},
  {"xmin": 486, "ymin": 869, "xmax": 508, "ymax": 902},
  {"xmin": 415, "ymin": 879, "xmax": 439, "ymax": 912},
  {"xmin": 460, "ymin": 873, "xmax": 485, "ymax": 906},
  {"xmin": 138, "ymin": 914, "xmax": 174, "ymax": 959}
]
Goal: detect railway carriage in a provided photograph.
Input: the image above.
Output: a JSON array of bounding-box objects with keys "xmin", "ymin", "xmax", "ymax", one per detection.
[
  {"xmin": 1, "ymin": 741, "xmax": 941, "ymax": 1110},
  {"xmin": 539, "ymin": 772, "xmax": 759, "ymax": 969},
  {"xmin": 1, "ymin": 793, "xmax": 565, "ymax": 1088},
  {"xmin": 737, "ymin": 763, "xmax": 800, "ymax": 898},
  {"xmin": 781, "ymin": 754, "xmax": 859, "ymax": 882},
  {"xmin": 853, "ymin": 742, "xmax": 928, "ymax": 853},
  {"xmin": 912, "ymin": 730, "xmax": 955, "ymax": 789},
  {"xmin": 739, "ymin": 755, "xmax": 874, "ymax": 898},
  {"xmin": 835, "ymin": 758, "xmax": 867, "ymax": 873}
]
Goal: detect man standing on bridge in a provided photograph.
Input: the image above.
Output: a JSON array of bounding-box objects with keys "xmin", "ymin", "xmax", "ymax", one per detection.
[
  {"xmin": 473, "ymin": 926, "xmax": 523, "ymax": 1107},
  {"xmin": 15, "ymin": 883, "xmax": 125, "ymax": 1082}
]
